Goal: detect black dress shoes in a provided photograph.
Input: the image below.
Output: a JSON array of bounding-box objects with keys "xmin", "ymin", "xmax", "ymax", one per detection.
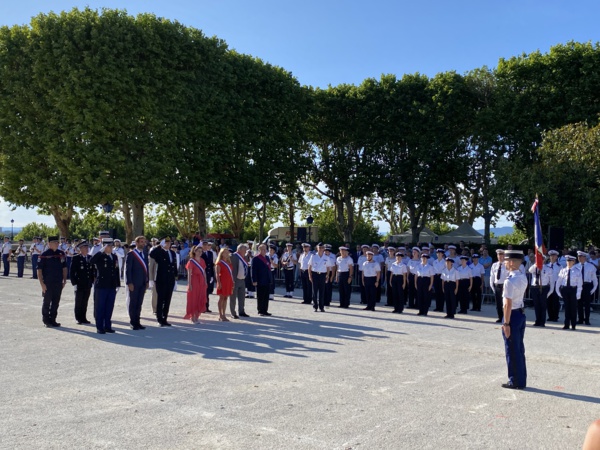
[
  {"xmin": 97, "ymin": 329, "xmax": 106, "ymax": 334},
  {"xmin": 51, "ymin": 322, "xmax": 61, "ymax": 327},
  {"xmin": 495, "ymin": 319, "xmax": 502, "ymax": 323},
  {"xmin": 232, "ymin": 314, "xmax": 240, "ymax": 319},
  {"xmin": 501, "ymin": 383, "xmax": 524, "ymax": 390},
  {"xmin": 104, "ymin": 329, "xmax": 116, "ymax": 333},
  {"xmin": 562, "ymin": 326, "xmax": 569, "ymax": 329},
  {"xmin": 205, "ymin": 309, "xmax": 212, "ymax": 313},
  {"xmin": 239, "ymin": 313, "xmax": 250, "ymax": 317}
]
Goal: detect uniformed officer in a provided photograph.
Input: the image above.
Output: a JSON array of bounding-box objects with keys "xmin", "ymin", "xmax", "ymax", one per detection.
[
  {"xmin": 357, "ymin": 245, "xmax": 369, "ymax": 304},
  {"xmin": 390, "ymin": 252, "xmax": 407, "ymax": 313},
  {"xmin": 556, "ymin": 254, "xmax": 582, "ymax": 330},
  {"xmin": 308, "ymin": 243, "xmax": 329, "ymax": 312},
  {"xmin": 407, "ymin": 247, "xmax": 421, "ymax": 309},
  {"xmin": 362, "ymin": 251, "xmax": 381, "ymax": 311},
  {"xmin": 268, "ymin": 244, "xmax": 279, "ymax": 300},
  {"xmin": 126, "ymin": 236, "xmax": 149, "ymax": 330},
  {"xmin": 372, "ymin": 244, "xmax": 385, "ymax": 303},
  {"xmin": 500, "ymin": 250, "xmax": 528, "ymax": 390},
  {"xmin": 336, "ymin": 246, "xmax": 354, "ymax": 308},
  {"xmin": 432, "ymin": 249, "xmax": 446, "ymax": 312},
  {"xmin": 546, "ymin": 250, "xmax": 562, "ymax": 322},
  {"xmin": 64, "ymin": 239, "xmax": 74, "ymax": 279},
  {"xmin": 70, "ymin": 241, "xmax": 95, "ymax": 324},
  {"xmin": 30, "ymin": 236, "xmax": 44, "ymax": 279},
  {"xmin": 490, "ymin": 249, "xmax": 507, "ymax": 323},
  {"xmin": 323, "ymin": 244, "xmax": 336, "ymax": 306},
  {"xmin": 2, "ymin": 236, "xmax": 12, "ymax": 276},
  {"xmin": 15, "ymin": 239, "xmax": 27, "ymax": 278},
  {"xmin": 90, "ymin": 238, "xmax": 120, "ymax": 334},
  {"xmin": 441, "ymin": 257, "xmax": 459, "ymax": 318},
  {"xmin": 245, "ymin": 241, "xmax": 256, "ymax": 299},
  {"xmin": 37, "ymin": 236, "xmax": 67, "ymax": 327},
  {"xmin": 90, "ymin": 237, "xmax": 102, "ymax": 256},
  {"xmin": 577, "ymin": 251, "xmax": 597, "ymax": 325},
  {"xmin": 150, "ymin": 236, "xmax": 178, "ymax": 326},
  {"xmin": 298, "ymin": 243, "xmax": 313, "ymax": 304},
  {"xmin": 469, "ymin": 254, "xmax": 485, "ymax": 311},
  {"xmin": 456, "ymin": 256, "xmax": 473, "ymax": 314},
  {"xmin": 384, "ymin": 247, "xmax": 396, "ymax": 307},
  {"xmin": 201, "ymin": 240, "xmax": 215, "ymax": 313},
  {"xmin": 527, "ymin": 258, "xmax": 554, "ymax": 327},
  {"xmin": 281, "ymin": 243, "xmax": 297, "ymax": 298},
  {"xmin": 415, "ymin": 253, "xmax": 435, "ymax": 315}
]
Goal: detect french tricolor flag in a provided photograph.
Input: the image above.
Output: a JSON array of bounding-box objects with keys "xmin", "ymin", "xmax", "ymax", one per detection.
[{"xmin": 531, "ymin": 197, "xmax": 547, "ymax": 270}]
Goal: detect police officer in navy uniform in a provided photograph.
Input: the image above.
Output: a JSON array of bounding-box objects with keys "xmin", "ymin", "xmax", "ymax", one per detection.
[
  {"xmin": 501, "ymin": 250, "xmax": 528, "ymax": 390},
  {"xmin": 577, "ymin": 251, "xmax": 597, "ymax": 325},
  {"xmin": 37, "ymin": 236, "xmax": 67, "ymax": 327},
  {"xmin": 150, "ymin": 236, "xmax": 178, "ymax": 326},
  {"xmin": 90, "ymin": 238, "xmax": 120, "ymax": 334},
  {"xmin": 126, "ymin": 236, "xmax": 149, "ymax": 330},
  {"xmin": 70, "ymin": 240, "xmax": 95, "ymax": 324}
]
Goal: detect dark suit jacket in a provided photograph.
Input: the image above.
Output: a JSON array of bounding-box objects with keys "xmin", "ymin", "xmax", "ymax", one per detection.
[
  {"xmin": 251, "ymin": 254, "xmax": 271, "ymax": 286},
  {"xmin": 126, "ymin": 249, "xmax": 149, "ymax": 286},
  {"xmin": 201, "ymin": 250, "xmax": 215, "ymax": 280},
  {"xmin": 150, "ymin": 246, "xmax": 178, "ymax": 285},
  {"xmin": 70, "ymin": 254, "xmax": 95, "ymax": 287}
]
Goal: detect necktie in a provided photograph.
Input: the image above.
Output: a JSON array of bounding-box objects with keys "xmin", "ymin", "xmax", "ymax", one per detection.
[
  {"xmin": 496, "ymin": 263, "xmax": 502, "ymax": 282},
  {"xmin": 567, "ymin": 268, "xmax": 571, "ymax": 287},
  {"xmin": 581, "ymin": 263, "xmax": 585, "ymax": 283},
  {"xmin": 168, "ymin": 250, "xmax": 172, "ymax": 263}
]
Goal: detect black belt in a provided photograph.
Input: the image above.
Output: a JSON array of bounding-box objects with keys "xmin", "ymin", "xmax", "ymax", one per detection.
[
  {"xmin": 495, "ymin": 283, "xmax": 504, "ymax": 287},
  {"xmin": 583, "ymin": 282, "xmax": 593, "ymax": 285},
  {"xmin": 284, "ymin": 267, "xmax": 295, "ymax": 270}
]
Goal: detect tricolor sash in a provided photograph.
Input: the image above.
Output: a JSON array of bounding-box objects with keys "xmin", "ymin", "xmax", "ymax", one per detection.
[
  {"xmin": 132, "ymin": 250, "xmax": 148, "ymax": 275},
  {"xmin": 190, "ymin": 258, "xmax": 206, "ymax": 279},
  {"xmin": 220, "ymin": 260, "xmax": 233, "ymax": 279}
]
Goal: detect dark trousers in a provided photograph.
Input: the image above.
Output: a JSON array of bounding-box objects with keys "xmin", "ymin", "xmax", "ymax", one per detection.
[
  {"xmin": 578, "ymin": 283, "xmax": 593, "ymax": 323},
  {"xmin": 433, "ymin": 274, "xmax": 444, "ymax": 311},
  {"xmin": 364, "ymin": 276, "xmax": 376, "ymax": 310},
  {"xmin": 128, "ymin": 284, "xmax": 146, "ymax": 326},
  {"xmin": 417, "ymin": 277, "xmax": 431, "ymax": 315},
  {"xmin": 530, "ymin": 285, "xmax": 549, "ymax": 326},
  {"xmin": 458, "ymin": 279, "xmax": 470, "ymax": 312},
  {"xmin": 66, "ymin": 257, "xmax": 72, "ymax": 279},
  {"xmin": 324, "ymin": 279, "xmax": 333, "ymax": 306},
  {"xmin": 301, "ymin": 270, "xmax": 312, "ymax": 303},
  {"xmin": 42, "ymin": 283, "xmax": 63, "ymax": 324},
  {"xmin": 338, "ymin": 274, "xmax": 351, "ymax": 307},
  {"xmin": 94, "ymin": 287, "xmax": 116, "ymax": 331},
  {"xmin": 494, "ymin": 284, "xmax": 504, "ymax": 319},
  {"xmin": 561, "ymin": 286, "xmax": 578, "ymax": 329},
  {"xmin": 17, "ymin": 256, "xmax": 25, "ymax": 278},
  {"xmin": 256, "ymin": 284, "xmax": 270, "ymax": 314},
  {"xmin": 547, "ymin": 291, "xmax": 561, "ymax": 321},
  {"xmin": 74, "ymin": 284, "xmax": 92, "ymax": 322},
  {"xmin": 407, "ymin": 274, "xmax": 417, "ymax": 308},
  {"xmin": 391, "ymin": 276, "xmax": 404, "ymax": 312},
  {"xmin": 245, "ymin": 269, "xmax": 255, "ymax": 295},
  {"xmin": 284, "ymin": 269, "xmax": 295, "ymax": 293},
  {"xmin": 471, "ymin": 277, "xmax": 482, "ymax": 310},
  {"xmin": 312, "ymin": 272, "xmax": 326, "ymax": 310},
  {"xmin": 206, "ymin": 279, "xmax": 214, "ymax": 309},
  {"xmin": 270, "ymin": 270, "xmax": 276, "ymax": 295},
  {"xmin": 444, "ymin": 281, "xmax": 457, "ymax": 317},
  {"xmin": 156, "ymin": 280, "xmax": 175, "ymax": 324},
  {"xmin": 502, "ymin": 309, "xmax": 527, "ymax": 388},
  {"xmin": 386, "ymin": 271, "xmax": 394, "ymax": 306},
  {"xmin": 31, "ymin": 254, "xmax": 39, "ymax": 278},
  {"xmin": 2, "ymin": 253, "xmax": 10, "ymax": 276},
  {"xmin": 359, "ymin": 272, "xmax": 366, "ymax": 303},
  {"xmin": 375, "ymin": 276, "xmax": 382, "ymax": 303}
]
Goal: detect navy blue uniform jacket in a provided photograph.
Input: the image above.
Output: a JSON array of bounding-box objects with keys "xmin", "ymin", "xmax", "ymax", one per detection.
[
  {"xmin": 251, "ymin": 255, "xmax": 271, "ymax": 286},
  {"xmin": 126, "ymin": 249, "xmax": 149, "ymax": 286}
]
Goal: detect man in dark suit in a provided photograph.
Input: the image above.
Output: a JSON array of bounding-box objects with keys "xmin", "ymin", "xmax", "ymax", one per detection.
[
  {"xmin": 70, "ymin": 241, "xmax": 95, "ymax": 324},
  {"xmin": 201, "ymin": 241, "xmax": 215, "ymax": 313},
  {"xmin": 126, "ymin": 235, "xmax": 149, "ymax": 330},
  {"xmin": 149, "ymin": 236, "xmax": 178, "ymax": 326},
  {"xmin": 252, "ymin": 243, "xmax": 272, "ymax": 316}
]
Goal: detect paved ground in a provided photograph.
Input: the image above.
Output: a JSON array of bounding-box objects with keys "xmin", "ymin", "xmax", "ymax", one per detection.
[{"xmin": 1, "ymin": 268, "xmax": 599, "ymax": 449}]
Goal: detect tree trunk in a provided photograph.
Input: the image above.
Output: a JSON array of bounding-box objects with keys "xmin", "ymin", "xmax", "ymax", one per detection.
[
  {"xmin": 258, "ymin": 202, "xmax": 267, "ymax": 242},
  {"xmin": 195, "ymin": 200, "xmax": 208, "ymax": 237},
  {"xmin": 408, "ymin": 203, "xmax": 423, "ymax": 244},
  {"xmin": 288, "ymin": 198, "xmax": 295, "ymax": 243},
  {"xmin": 122, "ymin": 202, "xmax": 134, "ymax": 244},
  {"xmin": 49, "ymin": 204, "xmax": 73, "ymax": 239},
  {"xmin": 131, "ymin": 202, "xmax": 144, "ymax": 238}
]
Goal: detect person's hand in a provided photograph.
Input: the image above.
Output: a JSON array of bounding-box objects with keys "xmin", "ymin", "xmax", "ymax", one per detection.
[
  {"xmin": 62, "ymin": 279, "xmax": 66, "ymax": 288},
  {"xmin": 128, "ymin": 284, "xmax": 134, "ymax": 292},
  {"xmin": 375, "ymin": 282, "xmax": 379, "ymax": 287},
  {"xmin": 149, "ymin": 280, "xmax": 154, "ymax": 289},
  {"xmin": 253, "ymin": 282, "xmax": 257, "ymax": 287},
  {"xmin": 347, "ymin": 277, "xmax": 352, "ymax": 284},
  {"xmin": 454, "ymin": 289, "xmax": 458, "ymax": 295},
  {"xmin": 73, "ymin": 285, "xmax": 77, "ymax": 293},
  {"xmin": 468, "ymin": 287, "xmax": 471, "ymax": 292},
  {"xmin": 41, "ymin": 283, "xmax": 47, "ymax": 294},
  {"xmin": 503, "ymin": 324, "xmax": 511, "ymax": 339},
  {"xmin": 188, "ymin": 284, "xmax": 192, "ymax": 292}
]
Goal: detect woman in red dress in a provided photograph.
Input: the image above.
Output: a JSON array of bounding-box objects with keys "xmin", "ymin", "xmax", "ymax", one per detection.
[
  {"xmin": 215, "ymin": 247, "xmax": 234, "ymax": 321},
  {"xmin": 184, "ymin": 245, "xmax": 207, "ymax": 323}
]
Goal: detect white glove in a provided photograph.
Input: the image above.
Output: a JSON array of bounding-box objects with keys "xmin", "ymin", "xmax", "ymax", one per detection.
[
  {"xmin": 74, "ymin": 286, "xmax": 78, "ymax": 293},
  {"xmin": 116, "ymin": 287, "xmax": 120, "ymax": 293},
  {"xmin": 149, "ymin": 281, "xmax": 155, "ymax": 289}
]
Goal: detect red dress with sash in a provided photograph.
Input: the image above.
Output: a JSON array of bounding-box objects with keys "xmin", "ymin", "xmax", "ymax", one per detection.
[
  {"xmin": 216, "ymin": 260, "xmax": 234, "ymax": 296},
  {"xmin": 184, "ymin": 258, "xmax": 207, "ymax": 319}
]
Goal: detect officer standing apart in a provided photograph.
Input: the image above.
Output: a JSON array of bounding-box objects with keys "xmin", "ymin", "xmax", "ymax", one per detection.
[
  {"xmin": 501, "ymin": 249, "xmax": 528, "ymax": 390},
  {"xmin": 556, "ymin": 254, "xmax": 582, "ymax": 330},
  {"xmin": 577, "ymin": 251, "xmax": 597, "ymax": 326},
  {"xmin": 15, "ymin": 239, "xmax": 27, "ymax": 278},
  {"xmin": 37, "ymin": 236, "xmax": 67, "ymax": 327},
  {"xmin": 490, "ymin": 249, "xmax": 508, "ymax": 323},
  {"xmin": 70, "ymin": 241, "xmax": 95, "ymax": 325},
  {"xmin": 90, "ymin": 238, "xmax": 120, "ymax": 334},
  {"xmin": 2, "ymin": 236, "xmax": 12, "ymax": 276}
]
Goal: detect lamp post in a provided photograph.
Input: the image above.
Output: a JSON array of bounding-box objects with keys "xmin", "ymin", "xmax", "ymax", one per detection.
[
  {"xmin": 306, "ymin": 215, "xmax": 314, "ymax": 244},
  {"xmin": 10, "ymin": 219, "xmax": 14, "ymax": 240},
  {"xmin": 102, "ymin": 202, "xmax": 114, "ymax": 231}
]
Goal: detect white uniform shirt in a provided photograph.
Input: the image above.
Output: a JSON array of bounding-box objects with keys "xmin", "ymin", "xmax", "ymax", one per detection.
[
  {"xmin": 490, "ymin": 261, "xmax": 508, "ymax": 292},
  {"xmin": 390, "ymin": 261, "xmax": 407, "ymax": 277},
  {"xmin": 269, "ymin": 252, "xmax": 279, "ymax": 270},
  {"xmin": 15, "ymin": 243, "xmax": 27, "ymax": 257},
  {"xmin": 90, "ymin": 244, "xmax": 102, "ymax": 256},
  {"xmin": 299, "ymin": 251, "xmax": 312, "ymax": 271},
  {"xmin": 385, "ymin": 257, "xmax": 395, "ymax": 272},
  {"xmin": 308, "ymin": 253, "xmax": 329, "ymax": 274},
  {"xmin": 469, "ymin": 263, "xmax": 485, "ymax": 278},
  {"xmin": 281, "ymin": 251, "xmax": 297, "ymax": 269},
  {"xmin": 415, "ymin": 263, "xmax": 435, "ymax": 278},
  {"xmin": 357, "ymin": 254, "xmax": 367, "ymax": 272},
  {"xmin": 456, "ymin": 265, "xmax": 472, "ymax": 280},
  {"xmin": 30, "ymin": 242, "xmax": 43, "ymax": 256},
  {"xmin": 556, "ymin": 265, "xmax": 583, "ymax": 300},
  {"xmin": 407, "ymin": 259, "xmax": 421, "ymax": 275},
  {"xmin": 362, "ymin": 260, "xmax": 381, "ymax": 277},
  {"xmin": 1, "ymin": 242, "xmax": 12, "ymax": 255},
  {"xmin": 579, "ymin": 262, "xmax": 598, "ymax": 294},
  {"xmin": 503, "ymin": 271, "xmax": 528, "ymax": 309},
  {"xmin": 433, "ymin": 258, "xmax": 446, "ymax": 275},
  {"xmin": 441, "ymin": 266, "xmax": 458, "ymax": 283},
  {"xmin": 336, "ymin": 255, "xmax": 353, "ymax": 272},
  {"xmin": 113, "ymin": 246, "xmax": 125, "ymax": 260},
  {"xmin": 325, "ymin": 253, "xmax": 336, "ymax": 269},
  {"xmin": 527, "ymin": 264, "xmax": 554, "ymax": 288}
]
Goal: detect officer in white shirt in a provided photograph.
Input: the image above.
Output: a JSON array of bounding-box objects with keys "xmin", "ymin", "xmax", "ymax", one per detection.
[
  {"xmin": 384, "ymin": 247, "xmax": 396, "ymax": 307},
  {"xmin": 15, "ymin": 239, "xmax": 27, "ymax": 278},
  {"xmin": 357, "ymin": 245, "xmax": 369, "ymax": 304},
  {"xmin": 432, "ymin": 249, "xmax": 446, "ymax": 312},
  {"xmin": 546, "ymin": 250, "xmax": 562, "ymax": 322},
  {"xmin": 113, "ymin": 239, "xmax": 125, "ymax": 281},
  {"xmin": 556, "ymin": 253, "xmax": 582, "ymax": 330},
  {"xmin": 30, "ymin": 236, "xmax": 44, "ymax": 279},
  {"xmin": 268, "ymin": 244, "xmax": 279, "ymax": 300},
  {"xmin": 441, "ymin": 257, "xmax": 459, "ymax": 318},
  {"xmin": 336, "ymin": 246, "xmax": 354, "ymax": 308},
  {"xmin": 407, "ymin": 247, "xmax": 421, "ymax": 309},
  {"xmin": 456, "ymin": 256, "xmax": 472, "ymax": 314},
  {"xmin": 528, "ymin": 258, "xmax": 554, "ymax": 327},
  {"xmin": 577, "ymin": 251, "xmax": 597, "ymax": 325},
  {"xmin": 323, "ymin": 244, "xmax": 336, "ymax": 306},
  {"xmin": 415, "ymin": 253, "xmax": 435, "ymax": 316},
  {"xmin": 469, "ymin": 254, "xmax": 486, "ymax": 311},
  {"xmin": 361, "ymin": 251, "xmax": 381, "ymax": 311},
  {"xmin": 490, "ymin": 249, "xmax": 508, "ymax": 323},
  {"xmin": 298, "ymin": 243, "xmax": 313, "ymax": 304},
  {"xmin": 390, "ymin": 252, "xmax": 407, "ymax": 313},
  {"xmin": 281, "ymin": 243, "xmax": 297, "ymax": 298},
  {"xmin": 500, "ymin": 250, "xmax": 528, "ymax": 390},
  {"xmin": 308, "ymin": 243, "xmax": 329, "ymax": 312},
  {"xmin": 372, "ymin": 244, "xmax": 385, "ymax": 303},
  {"xmin": 2, "ymin": 236, "xmax": 13, "ymax": 277},
  {"xmin": 90, "ymin": 237, "xmax": 102, "ymax": 256}
]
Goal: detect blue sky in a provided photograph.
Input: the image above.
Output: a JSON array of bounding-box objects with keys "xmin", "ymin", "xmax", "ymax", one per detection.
[{"xmin": 2, "ymin": 0, "xmax": 600, "ymax": 230}]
